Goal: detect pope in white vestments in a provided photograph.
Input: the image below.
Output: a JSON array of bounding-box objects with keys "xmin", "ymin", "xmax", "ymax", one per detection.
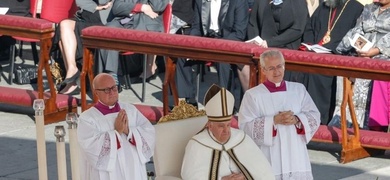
[
  {"xmin": 77, "ymin": 73, "xmax": 155, "ymax": 180},
  {"xmin": 239, "ymin": 50, "xmax": 321, "ymax": 180},
  {"xmin": 181, "ymin": 84, "xmax": 275, "ymax": 180}
]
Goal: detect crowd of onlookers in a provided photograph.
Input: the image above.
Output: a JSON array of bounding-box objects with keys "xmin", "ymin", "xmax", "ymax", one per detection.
[{"xmin": 1, "ymin": 0, "xmax": 389, "ymax": 132}]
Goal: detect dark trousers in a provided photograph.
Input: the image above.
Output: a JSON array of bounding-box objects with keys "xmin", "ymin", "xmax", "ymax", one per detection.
[
  {"xmin": 305, "ymin": 74, "xmax": 336, "ymax": 125},
  {"xmin": 97, "ymin": 20, "xmax": 134, "ymax": 74}
]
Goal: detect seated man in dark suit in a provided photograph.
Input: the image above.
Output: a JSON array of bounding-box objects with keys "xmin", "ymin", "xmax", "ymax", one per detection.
[
  {"xmin": 175, "ymin": 0, "xmax": 249, "ymax": 107},
  {"xmin": 301, "ymin": 0, "xmax": 363, "ymax": 125},
  {"xmin": 98, "ymin": 0, "xmax": 169, "ymax": 86}
]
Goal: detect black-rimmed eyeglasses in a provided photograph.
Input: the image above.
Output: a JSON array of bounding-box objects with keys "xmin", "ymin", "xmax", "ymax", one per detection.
[{"xmin": 95, "ymin": 85, "xmax": 118, "ymax": 94}]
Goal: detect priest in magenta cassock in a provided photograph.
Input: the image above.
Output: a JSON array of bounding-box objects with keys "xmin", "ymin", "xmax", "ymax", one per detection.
[
  {"xmin": 239, "ymin": 50, "xmax": 320, "ymax": 180},
  {"xmin": 77, "ymin": 73, "xmax": 155, "ymax": 180},
  {"xmin": 181, "ymin": 84, "xmax": 275, "ymax": 180}
]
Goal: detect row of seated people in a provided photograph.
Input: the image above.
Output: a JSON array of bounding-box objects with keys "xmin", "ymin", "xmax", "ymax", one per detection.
[
  {"xmin": 52, "ymin": 0, "xmax": 167, "ymax": 96},
  {"xmin": 300, "ymin": 0, "xmax": 389, "ymax": 132},
  {"xmin": 168, "ymin": 0, "xmax": 389, "ymax": 132}
]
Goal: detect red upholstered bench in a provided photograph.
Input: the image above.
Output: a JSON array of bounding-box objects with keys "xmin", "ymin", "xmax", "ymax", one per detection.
[
  {"xmin": 81, "ymin": 26, "xmax": 261, "ymax": 56},
  {"xmin": 0, "ymin": 86, "xmax": 79, "ymax": 124},
  {"xmin": 313, "ymin": 125, "xmax": 390, "ymax": 150},
  {"xmin": 0, "ymin": 15, "xmax": 53, "ymax": 32},
  {"xmin": 275, "ymin": 48, "xmax": 390, "ymax": 79},
  {"xmin": 81, "ymin": 26, "xmax": 262, "ymax": 114},
  {"xmin": 134, "ymin": 104, "xmax": 164, "ymax": 124}
]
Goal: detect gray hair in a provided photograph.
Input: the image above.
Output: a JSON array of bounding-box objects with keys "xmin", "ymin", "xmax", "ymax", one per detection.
[{"xmin": 259, "ymin": 49, "xmax": 285, "ymax": 68}]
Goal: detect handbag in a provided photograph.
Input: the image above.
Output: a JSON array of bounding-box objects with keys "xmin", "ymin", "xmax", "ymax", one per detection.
[
  {"xmin": 14, "ymin": 65, "xmax": 38, "ymax": 84},
  {"xmin": 74, "ymin": 10, "xmax": 85, "ymax": 22}
]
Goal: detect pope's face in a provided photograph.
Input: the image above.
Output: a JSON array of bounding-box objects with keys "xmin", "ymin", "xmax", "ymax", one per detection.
[
  {"xmin": 262, "ymin": 56, "xmax": 285, "ymax": 84},
  {"xmin": 208, "ymin": 121, "xmax": 231, "ymax": 144}
]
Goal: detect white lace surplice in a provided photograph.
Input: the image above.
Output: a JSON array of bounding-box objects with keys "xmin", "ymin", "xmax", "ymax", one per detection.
[
  {"xmin": 77, "ymin": 103, "xmax": 155, "ymax": 180},
  {"xmin": 239, "ymin": 82, "xmax": 320, "ymax": 180}
]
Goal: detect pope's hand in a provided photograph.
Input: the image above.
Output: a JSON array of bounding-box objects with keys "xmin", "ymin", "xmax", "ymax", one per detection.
[{"xmin": 221, "ymin": 173, "xmax": 245, "ymax": 180}]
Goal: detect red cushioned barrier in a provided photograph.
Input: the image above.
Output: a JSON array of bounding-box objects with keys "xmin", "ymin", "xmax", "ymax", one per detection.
[
  {"xmin": 0, "ymin": 87, "xmax": 78, "ymax": 109},
  {"xmin": 0, "ymin": 15, "xmax": 53, "ymax": 30},
  {"xmin": 82, "ymin": 26, "xmax": 262, "ymax": 55},
  {"xmin": 134, "ymin": 104, "xmax": 164, "ymax": 124},
  {"xmin": 312, "ymin": 125, "xmax": 390, "ymax": 149},
  {"xmin": 359, "ymin": 129, "xmax": 390, "ymax": 149},
  {"xmin": 312, "ymin": 125, "xmax": 344, "ymax": 142},
  {"xmin": 252, "ymin": 48, "xmax": 390, "ymax": 75},
  {"xmin": 231, "ymin": 116, "xmax": 239, "ymax": 129},
  {"xmin": 282, "ymin": 49, "xmax": 390, "ymax": 72}
]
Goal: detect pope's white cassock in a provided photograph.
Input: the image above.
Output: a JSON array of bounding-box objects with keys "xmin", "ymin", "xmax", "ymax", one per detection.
[
  {"xmin": 78, "ymin": 102, "xmax": 155, "ymax": 180},
  {"xmin": 239, "ymin": 81, "xmax": 320, "ymax": 180},
  {"xmin": 181, "ymin": 128, "xmax": 275, "ymax": 180}
]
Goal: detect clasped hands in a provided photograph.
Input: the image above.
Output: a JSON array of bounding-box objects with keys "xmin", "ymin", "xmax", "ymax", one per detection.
[
  {"xmin": 274, "ymin": 110, "xmax": 299, "ymax": 125},
  {"xmin": 115, "ymin": 109, "xmax": 129, "ymax": 135}
]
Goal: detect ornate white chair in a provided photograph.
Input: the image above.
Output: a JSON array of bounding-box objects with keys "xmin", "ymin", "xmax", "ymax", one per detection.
[{"xmin": 154, "ymin": 101, "xmax": 207, "ymax": 180}]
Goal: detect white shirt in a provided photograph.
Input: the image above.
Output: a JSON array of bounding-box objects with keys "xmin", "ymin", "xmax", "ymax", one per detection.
[{"xmin": 210, "ymin": 0, "xmax": 221, "ymax": 32}]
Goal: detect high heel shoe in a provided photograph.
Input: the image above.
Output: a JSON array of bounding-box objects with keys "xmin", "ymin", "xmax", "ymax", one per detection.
[
  {"xmin": 133, "ymin": 69, "xmax": 159, "ymax": 84},
  {"xmin": 57, "ymin": 71, "xmax": 80, "ymax": 92},
  {"xmin": 59, "ymin": 85, "xmax": 80, "ymax": 95}
]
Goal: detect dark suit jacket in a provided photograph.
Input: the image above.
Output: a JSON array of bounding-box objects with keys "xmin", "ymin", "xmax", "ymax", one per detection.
[
  {"xmin": 172, "ymin": 0, "xmax": 195, "ymax": 24},
  {"xmin": 0, "ymin": 0, "xmax": 30, "ymax": 16},
  {"xmin": 111, "ymin": 0, "xmax": 168, "ymax": 32},
  {"xmin": 190, "ymin": 0, "xmax": 249, "ymax": 41},
  {"xmin": 248, "ymin": 0, "xmax": 308, "ymax": 49}
]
